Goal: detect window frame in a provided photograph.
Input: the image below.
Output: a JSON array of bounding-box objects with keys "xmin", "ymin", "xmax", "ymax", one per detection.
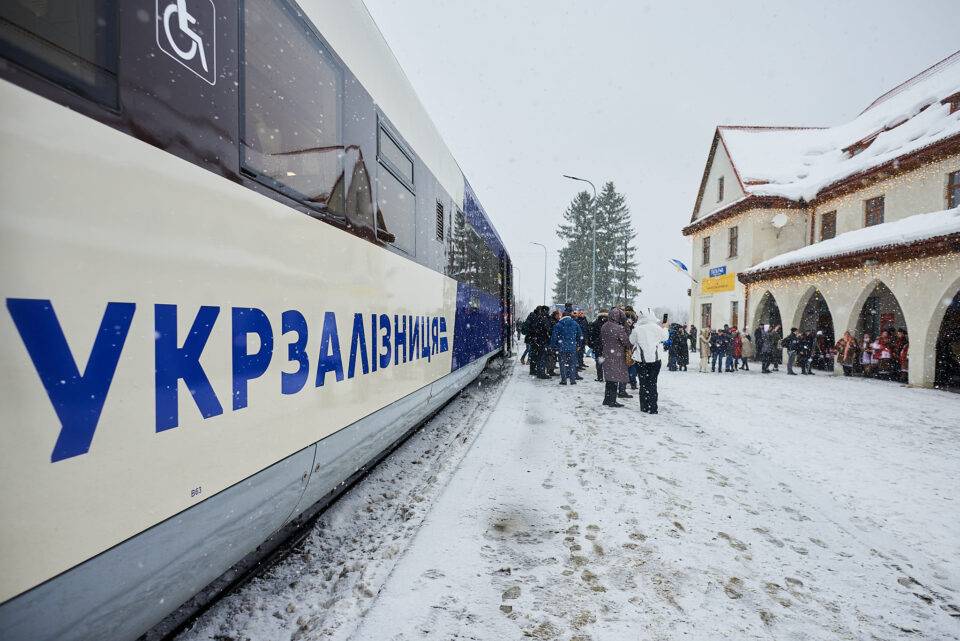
[
  {"xmin": 0, "ymin": 0, "xmax": 120, "ymax": 109},
  {"xmin": 728, "ymin": 225, "xmax": 738, "ymax": 258},
  {"xmin": 864, "ymin": 195, "xmax": 885, "ymax": 227},
  {"xmin": 238, "ymin": 0, "xmax": 347, "ymax": 222},
  {"xmin": 701, "ymin": 235, "xmax": 711, "ymax": 266},
  {"xmin": 717, "ymin": 176, "xmax": 724, "ymax": 202},
  {"xmin": 948, "ymin": 170, "xmax": 960, "ymax": 209},
  {"xmin": 377, "ymin": 119, "xmax": 415, "ymax": 195},
  {"xmin": 820, "ymin": 210, "xmax": 837, "ymax": 240}
]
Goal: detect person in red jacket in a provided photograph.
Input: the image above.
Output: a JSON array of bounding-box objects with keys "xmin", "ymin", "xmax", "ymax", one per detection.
[{"xmin": 732, "ymin": 329, "xmax": 743, "ymax": 371}]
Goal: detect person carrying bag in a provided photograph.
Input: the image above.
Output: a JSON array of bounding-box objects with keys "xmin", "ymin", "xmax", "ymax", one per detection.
[{"xmin": 629, "ymin": 313, "xmax": 670, "ymax": 414}]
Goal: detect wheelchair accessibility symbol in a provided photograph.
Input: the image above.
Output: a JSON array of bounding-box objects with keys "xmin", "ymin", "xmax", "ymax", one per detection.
[{"xmin": 156, "ymin": 0, "xmax": 217, "ymax": 85}]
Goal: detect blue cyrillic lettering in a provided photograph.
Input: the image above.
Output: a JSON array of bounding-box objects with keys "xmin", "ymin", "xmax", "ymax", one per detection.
[
  {"xmin": 155, "ymin": 305, "xmax": 223, "ymax": 431},
  {"xmin": 409, "ymin": 314, "xmax": 420, "ymax": 361},
  {"xmin": 370, "ymin": 314, "xmax": 378, "ymax": 372},
  {"xmin": 232, "ymin": 307, "xmax": 274, "ymax": 410},
  {"xmin": 394, "ymin": 314, "xmax": 407, "ymax": 366},
  {"xmin": 378, "ymin": 313, "xmax": 392, "ymax": 369},
  {"xmin": 348, "ymin": 313, "xmax": 370, "ymax": 378},
  {"xmin": 316, "ymin": 311, "xmax": 344, "ymax": 386},
  {"xmin": 439, "ymin": 316, "xmax": 449, "ymax": 352},
  {"xmin": 6, "ymin": 298, "xmax": 135, "ymax": 462},
  {"xmin": 281, "ymin": 309, "xmax": 309, "ymax": 395}
]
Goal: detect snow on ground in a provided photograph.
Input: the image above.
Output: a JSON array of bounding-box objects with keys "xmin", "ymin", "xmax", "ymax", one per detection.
[
  {"xmin": 179, "ymin": 357, "xmax": 960, "ymax": 641},
  {"xmin": 176, "ymin": 362, "xmax": 509, "ymax": 641}
]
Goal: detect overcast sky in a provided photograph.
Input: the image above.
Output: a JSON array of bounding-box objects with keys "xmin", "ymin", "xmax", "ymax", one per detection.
[{"xmin": 363, "ymin": 0, "xmax": 958, "ymax": 315}]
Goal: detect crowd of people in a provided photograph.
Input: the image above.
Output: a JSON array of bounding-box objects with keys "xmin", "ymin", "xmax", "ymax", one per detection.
[
  {"xmin": 519, "ymin": 303, "xmax": 670, "ymax": 413},
  {"xmin": 517, "ymin": 306, "xmax": 912, "ymax": 409},
  {"xmin": 660, "ymin": 322, "xmax": 911, "ymax": 381}
]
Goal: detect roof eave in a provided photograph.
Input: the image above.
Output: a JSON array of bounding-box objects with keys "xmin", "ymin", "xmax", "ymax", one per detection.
[
  {"xmin": 738, "ymin": 232, "xmax": 960, "ymax": 284},
  {"xmin": 682, "ymin": 195, "xmax": 803, "ymax": 236}
]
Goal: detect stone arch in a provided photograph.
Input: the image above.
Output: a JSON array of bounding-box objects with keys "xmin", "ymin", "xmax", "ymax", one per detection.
[
  {"xmin": 926, "ymin": 275, "xmax": 960, "ymax": 390},
  {"xmin": 842, "ymin": 279, "xmax": 908, "ymax": 381},
  {"xmin": 792, "ymin": 286, "xmax": 836, "ymax": 372},
  {"xmin": 791, "ymin": 286, "xmax": 836, "ymax": 340},
  {"xmin": 752, "ymin": 290, "xmax": 783, "ymax": 332},
  {"xmin": 852, "ymin": 280, "xmax": 907, "ymax": 340}
]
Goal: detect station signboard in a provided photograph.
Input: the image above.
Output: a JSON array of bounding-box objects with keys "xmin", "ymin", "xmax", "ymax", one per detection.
[{"xmin": 701, "ymin": 272, "xmax": 736, "ymax": 294}]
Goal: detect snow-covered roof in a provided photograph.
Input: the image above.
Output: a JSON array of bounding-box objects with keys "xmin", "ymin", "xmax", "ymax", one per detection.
[
  {"xmin": 744, "ymin": 207, "xmax": 960, "ymax": 274},
  {"xmin": 716, "ymin": 50, "xmax": 960, "ymax": 205}
]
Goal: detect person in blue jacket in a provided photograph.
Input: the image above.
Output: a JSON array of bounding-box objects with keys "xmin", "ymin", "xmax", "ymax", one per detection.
[{"xmin": 550, "ymin": 310, "xmax": 584, "ymax": 385}]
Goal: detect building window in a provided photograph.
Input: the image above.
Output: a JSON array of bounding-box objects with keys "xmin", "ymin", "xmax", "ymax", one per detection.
[
  {"xmin": 948, "ymin": 170, "xmax": 960, "ymax": 209},
  {"xmin": 0, "ymin": 0, "xmax": 118, "ymax": 107},
  {"xmin": 701, "ymin": 303, "xmax": 712, "ymax": 330},
  {"xmin": 242, "ymin": 0, "xmax": 344, "ymax": 212},
  {"xmin": 701, "ymin": 236, "xmax": 711, "ymax": 265},
  {"xmin": 821, "ymin": 210, "xmax": 837, "ymax": 240},
  {"xmin": 944, "ymin": 93, "xmax": 960, "ymax": 115},
  {"xmin": 730, "ymin": 301, "xmax": 739, "ymax": 329},
  {"xmin": 864, "ymin": 196, "xmax": 884, "ymax": 227},
  {"xmin": 717, "ymin": 176, "xmax": 724, "ymax": 202},
  {"xmin": 728, "ymin": 226, "xmax": 738, "ymax": 258}
]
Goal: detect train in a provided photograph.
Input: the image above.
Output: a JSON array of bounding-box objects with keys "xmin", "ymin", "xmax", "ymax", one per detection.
[{"xmin": 0, "ymin": 1, "xmax": 513, "ymax": 639}]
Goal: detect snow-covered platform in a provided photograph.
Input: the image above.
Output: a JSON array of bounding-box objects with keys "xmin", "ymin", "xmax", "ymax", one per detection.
[{"xmin": 180, "ymin": 358, "xmax": 960, "ymax": 641}]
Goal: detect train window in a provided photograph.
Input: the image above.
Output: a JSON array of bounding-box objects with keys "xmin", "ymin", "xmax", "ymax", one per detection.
[
  {"xmin": 449, "ymin": 210, "xmax": 499, "ymax": 295},
  {"xmin": 0, "ymin": 0, "xmax": 118, "ymax": 107},
  {"xmin": 241, "ymin": 0, "xmax": 344, "ymax": 213},
  {"xmin": 378, "ymin": 125, "xmax": 414, "ymax": 188},
  {"xmin": 377, "ymin": 167, "xmax": 416, "ymax": 254}
]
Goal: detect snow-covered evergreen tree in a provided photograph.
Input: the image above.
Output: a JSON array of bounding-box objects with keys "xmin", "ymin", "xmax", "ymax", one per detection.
[
  {"xmin": 553, "ymin": 182, "xmax": 640, "ymax": 310},
  {"xmin": 552, "ymin": 191, "xmax": 594, "ymax": 306},
  {"xmin": 595, "ymin": 181, "xmax": 641, "ymax": 308}
]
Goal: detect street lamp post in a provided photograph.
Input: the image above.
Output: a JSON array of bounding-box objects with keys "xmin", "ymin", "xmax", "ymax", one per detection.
[
  {"xmin": 563, "ymin": 174, "xmax": 597, "ymax": 317},
  {"xmin": 530, "ymin": 241, "xmax": 547, "ymax": 306}
]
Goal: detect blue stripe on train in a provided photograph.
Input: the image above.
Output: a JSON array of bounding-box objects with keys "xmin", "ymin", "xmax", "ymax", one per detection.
[{"xmin": 451, "ymin": 282, "xmax": 501, "ymax": 371}]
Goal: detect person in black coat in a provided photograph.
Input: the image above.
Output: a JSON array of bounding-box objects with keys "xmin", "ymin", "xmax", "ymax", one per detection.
[
  {"xmin": 544, "ymin": 309, "xmax": 561, "ymax": 376},
  {"xmin": 527, "ymin": 306, "xmax": 552, "ymax": 378},
  {"xmin": 798, "ymin": 331, "xmax": 815, "ymax": 375},
  {"xmin": 676, "ymin": 326, "xmax": 690, "ymax": 371},
  {"xmin": 588, "ymin": 310, "xmax": 608, "ymax": 381}
]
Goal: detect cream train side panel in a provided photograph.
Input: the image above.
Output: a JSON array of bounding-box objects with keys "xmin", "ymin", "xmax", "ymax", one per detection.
[{"xmin": 0, "ymin": 80, "xmax": 457, "ymax": 603}]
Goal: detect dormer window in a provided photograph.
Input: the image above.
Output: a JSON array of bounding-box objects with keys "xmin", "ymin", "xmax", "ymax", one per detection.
[
  {"xmin": 944, "ymin": 92, "xmax": 960, "ymax": 115},
  {"xmin": 717, "ymin": 176, "xmax": 724, "ymax": 202},
  {"xmin": 844, "ymin": 133, "xmax": 879, "ymax": 157}
]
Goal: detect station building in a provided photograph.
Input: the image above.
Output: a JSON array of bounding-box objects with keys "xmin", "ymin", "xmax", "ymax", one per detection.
[{"xmin": 683, "ymin": 51, "xmax": 960, "ymax": 388}]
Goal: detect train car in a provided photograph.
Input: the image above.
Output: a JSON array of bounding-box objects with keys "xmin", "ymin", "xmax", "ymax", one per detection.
[{"xmin": 0, "ymin": 1, "xmax": 513, "ymax": 639}]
